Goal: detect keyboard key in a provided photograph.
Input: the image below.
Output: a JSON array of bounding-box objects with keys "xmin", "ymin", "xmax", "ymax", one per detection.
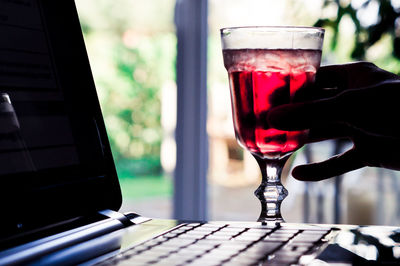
[
  {"xmin": 199, "ymin": 252, "xmax": 229, "ymax": 262},
  {"xmin": 176, "ymin": 234, "xmax": 205, "ymax": 240},
  {"xmin": 212, "ymin": 230, "xmax": 241, "ymax": 237},
  {"xmin": 185, "ymin": 230, "xmax": 210, "ymax": 236},
  {"xmin": 141, "ymin": 249, "xmax": 171, "ymax": 259},
  {"xmin": 228, "ymin": 256, "xmax": 259, "ymax": 265},
  {"xmin": 116, "ymin": 258, "xmax": 151, "ymax": 266},
  {"xmin": 225, "ymin": 223, "xmax": 275, "ymax": 229},
  {"xmin": 162, "ymin": 233, "xmax": 180, "ymax": 239},
  {"xmin": 290, "ymin": 233, "xmax": 324, "ymax": 243},
  {"xmin": 229, "ymin": 252, "xmax": 264, "ymax": 263},
  {"xmin": 176, "ymin": 247, "xmax": 206, "ymax": 256},
  {"xmin": 262, "ymin": 257, "xmax": 299, "ymax": 266},
  {"xmin": 191, "ymin": 228, "xmax": 218, "ymax": 234},
  {"xmin": 162, "ymin": 239, "xmax": 196, "ymax": 247},
  {"xmin": 242, "ymin": 231, "xmax": 270, "ymax": 237},
  {"xmin": 228, "ymin": 239, "xmax": 254, "ymax": 246},
  {"xmin": 219, "ymin": 227, "xmax": 247, "ymax": 233},
  {"xmin": 185, "ymin": 258, "xmax": 222, "ymax": 266},
  {"xmin": 198, "ymin": 224, "xmax": 225, "ymax": 229},
  {"xmin": 285, "ymin": 226, "xmax": 330, "ymax": 232},
  {"xmin": 151, "ymin": 261, "xmax": 176, "ymax": 266},
  {"xmin": 301, "ymin": 229, "xmax": 330, "ymax": 234},
  {"xmin": 281, "ymin": 244, "xmax": 310, "ymax": 253},
  {"xmin": 234, "ymin": 234, "xmax": 264, "ymax": 241},
  {"xmin": 149, "ymin": 245, "xmax": 176, "ymax": 253},
  {"xmin": 217, "ymin": 242, "xmax": 249, "ymax": 253},
  {"xmin": 121, "ymin": 254, "xmax": 154, "ymax": 263},
  {"xmin": 270, "ymin": 231, "xmax": 297, "ymax": 237},
  {"xmin": 173, "ymin": 228, "xmax": 190, "ymax": 234},
  {"xmin": 169, "ymin": 251, "xmax": 198, "ymax": 260},
  {"xmin": 135, "ymin": 249, "xmax": 166, "ymax": 257},
  {"xmin": 185, "ymin": 223, "xmax": 202, "ymax": 227},
  {"xmin": 246, "ymin": 228, "xmax": 273, "ymax": 234},
  {"xmin": 145, "ymin": 238, "xmax": 164, "ymax": 245},
  {"xmin": 184, "ymin": 245, "xmax": 214, "ymax": 252},
  {"xmin": 246, "ymin": 241, "xmax": 283, "ymax": 256},
  {"xmin": 274, "ymin": 249, "xmax": 306, "ymax": 258},
  {"xmin": 266, "ymin": 252, "xmax": 301, "ymax": 264},
  {"xmin": 205, "ymin": 247, "xmax": 239, "ymax": 257},
  {"xmin": 195, "ymin": 239, "xmax": 229, "ymax": 247},
  {"xmin": 126, "ymin": 244, "xmax": 148, "ymax": 254},
  {"xmin": 160, "ymin": 253, "xmax": 190, "ymax": 264},
  {"xmin": 273, "ymin": 228, "xmax": 299, "ymax": 234},
  {"xmin": 206, "ymin": 234, "xmax": 233, "ymax": 240},
  {"xmin": 179, "ymin": 225, "xmax": 197, "ymax": 230},
  {"xmin": 263, "ymin": 235, "xmax": 292, "ymax": 242}
]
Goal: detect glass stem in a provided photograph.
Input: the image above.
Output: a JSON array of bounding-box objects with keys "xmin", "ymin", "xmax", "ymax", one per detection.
[{"xmin": 253, "ymin": 155, "xmax": 289, "ymax": 222}]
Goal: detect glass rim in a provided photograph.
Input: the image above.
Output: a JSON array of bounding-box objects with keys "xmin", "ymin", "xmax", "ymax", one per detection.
[{"xmin": 220, "ymin": 25, "xmax": 325, "ymax": 33}]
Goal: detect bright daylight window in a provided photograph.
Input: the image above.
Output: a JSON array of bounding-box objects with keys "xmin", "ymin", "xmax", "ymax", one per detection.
[{"xmin": 76, "ymin": 0, "xmax": 400, "ymax": 225}]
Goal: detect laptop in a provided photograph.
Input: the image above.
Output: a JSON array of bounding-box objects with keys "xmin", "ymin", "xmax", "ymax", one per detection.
[{"xmin": 0, "ymin": 0, "xmax": 399, "ymax": 265}]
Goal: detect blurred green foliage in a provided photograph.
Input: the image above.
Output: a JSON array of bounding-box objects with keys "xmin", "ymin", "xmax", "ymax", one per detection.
[
  {"xmin": 75, "ymin": 0, "xmax": 176, "ymax": 178},
  {"xmin": 119, "ymin": 175, "xmax": 172, "ymax": 199},
  {"xmin": 315, "ymin": 0, "xmax": 400, "ymax": 74}
]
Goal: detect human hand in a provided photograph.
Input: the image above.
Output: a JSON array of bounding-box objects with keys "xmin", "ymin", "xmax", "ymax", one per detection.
[{"xmin": 267, "ymin": 62, "xmax": 400, "ymax": 181}]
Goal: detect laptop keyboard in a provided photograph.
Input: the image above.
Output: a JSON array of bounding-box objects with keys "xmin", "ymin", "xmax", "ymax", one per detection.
[{"xmin": 99, "ymin": 223, "xmax": 331, "ymax": 266}]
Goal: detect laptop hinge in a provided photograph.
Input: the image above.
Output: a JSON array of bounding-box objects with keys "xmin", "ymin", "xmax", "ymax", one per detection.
[{"xmin": 98, "ymin": 210, "xmax": 133, "ymax": 226}]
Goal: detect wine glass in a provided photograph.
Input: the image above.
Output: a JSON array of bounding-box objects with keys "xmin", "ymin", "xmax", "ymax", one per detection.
[{"xmin": 220, "ymin": 26, "xmax": 324, "ymax": 222}]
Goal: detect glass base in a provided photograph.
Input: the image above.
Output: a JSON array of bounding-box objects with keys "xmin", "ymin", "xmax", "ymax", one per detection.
[{"xmin": 255, "ymin": 182, "xmax": 288, "ymax": 222}]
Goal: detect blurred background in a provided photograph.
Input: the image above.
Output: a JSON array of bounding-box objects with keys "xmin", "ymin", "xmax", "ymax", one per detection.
[{"xmin": 75, "ymin": 0, "xmax": 400, "ymax": 225}]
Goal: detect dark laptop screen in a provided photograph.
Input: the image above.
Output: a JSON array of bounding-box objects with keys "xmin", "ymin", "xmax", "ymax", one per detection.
[
  {"xmin": 0, "ymin": 0, "xmax": 121, "ymax": 236},
  {"xmin": 0, "ymin": 1, "xmax": 79, "ymax": 176}
]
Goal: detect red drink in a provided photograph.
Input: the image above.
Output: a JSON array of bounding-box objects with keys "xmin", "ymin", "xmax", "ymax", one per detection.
[{"xmin": 223, "ymin": 49, "xmax": 322, "ymax": 159}]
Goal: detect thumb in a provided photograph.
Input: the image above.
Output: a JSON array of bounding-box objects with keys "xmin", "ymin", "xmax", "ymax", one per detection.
[{"xmin": 291, "ymin": 148, "xmax": 364, "ymax": 181}]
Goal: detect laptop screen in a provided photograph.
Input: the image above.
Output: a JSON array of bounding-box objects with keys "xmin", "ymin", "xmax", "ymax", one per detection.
[{"xmin": 0, "ymin": 0, "xmax": 121, "ymax": 236}]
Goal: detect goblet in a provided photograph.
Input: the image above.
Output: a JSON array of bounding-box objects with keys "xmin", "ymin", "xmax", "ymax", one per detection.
[{"xmin": 220, "ymin": 26, "xmax": 324, "ymax": 222}]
